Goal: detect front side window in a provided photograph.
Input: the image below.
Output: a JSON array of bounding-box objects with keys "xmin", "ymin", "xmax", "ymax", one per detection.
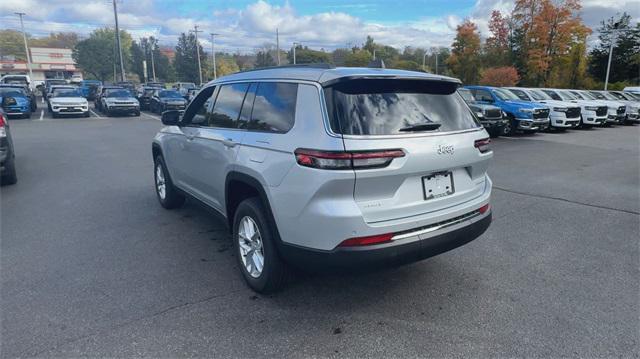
[
  {"xmin": 324, "ymin": 79, "xmax": 479, "ymax": 135},
  {"xmin": 542, "ymin": 90, "xmax": 561, "ymax": 101},
  {"xmin": 183, "ymin": 86, "xmax": 215, "ymax": 126},
  {"xmin": 471, "ymin": 89, "xmax": 493, "ymax": 102},
  {"xmin": 209, "ymin": 83, "xmax": 249, "ymax": 128},
  {"xmin": 508, "ymin": 89, "xmax": 531, "ymax": 101},
  {"xmin": 248, "ymin": 82, "xmax": 298, "ymax": 133},
  {"xmin": 529, "ymin": 89, "xmax": 552, "ymax": 101},
  {"xmin": 494, "ymin": 88, "xmax": 520, "ymax": 101}
]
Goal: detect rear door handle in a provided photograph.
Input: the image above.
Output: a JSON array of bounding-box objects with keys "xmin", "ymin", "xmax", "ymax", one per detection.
[{"xmin": 222, "ymin": 138, "xmax": 237, "ymax": 148}]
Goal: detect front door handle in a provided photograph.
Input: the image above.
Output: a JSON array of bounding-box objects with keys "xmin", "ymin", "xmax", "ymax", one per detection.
[{"xmin": 222, "ymin": 138, "xmax": 237, "ymax": 148}]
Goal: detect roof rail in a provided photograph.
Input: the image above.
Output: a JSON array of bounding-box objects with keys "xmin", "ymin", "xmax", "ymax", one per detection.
[{"xmin": 240, "ymin": 63, "xmax": 335, "ymax": 73}]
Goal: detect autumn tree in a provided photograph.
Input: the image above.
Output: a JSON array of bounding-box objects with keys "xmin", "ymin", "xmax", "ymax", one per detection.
[
  {"xmin": 484, "ymin": 10, "xmax": 510, "ymax": 67},
  {"xmin": 480, "ymin": 66, "xmax": 520, "ymax": 86},
  {"xmin": 511, "ymin": 0, "xmax": 590, "ymax": 86},
  {"xmin": 447, "ymin": 20, "xmax": 482, "ymax": 84}
]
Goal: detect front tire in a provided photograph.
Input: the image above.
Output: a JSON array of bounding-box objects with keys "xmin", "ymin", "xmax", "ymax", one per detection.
[
  {"xmin": 502, "ymin": 116, "xmax": 516, "ymax": 136},
  {"xmin": 233, "ymin": 197, "xmax": 289, "ymax": 293},
  {"xmin": 154, "ymin": 155, "xmax": 185, "ymax": 209}
]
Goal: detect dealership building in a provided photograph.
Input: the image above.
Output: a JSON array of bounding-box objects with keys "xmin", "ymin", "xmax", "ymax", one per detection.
[{"xmin": 0, "ymin": 47, "xmax": 83, "ymax": 84}]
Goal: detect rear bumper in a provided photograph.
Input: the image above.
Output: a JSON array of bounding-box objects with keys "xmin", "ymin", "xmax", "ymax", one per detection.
[{"xmin": 279, "ymin": 211, "xmax": 491, "ymax": 272}]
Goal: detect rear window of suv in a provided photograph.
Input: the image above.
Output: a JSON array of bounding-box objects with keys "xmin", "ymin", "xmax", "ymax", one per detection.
[{"xmin": 324, "ymin": 79, "xmax": 480, "ymax": 136}]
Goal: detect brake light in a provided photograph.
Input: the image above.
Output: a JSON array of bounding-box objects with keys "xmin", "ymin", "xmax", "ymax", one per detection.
[
  {"xmin": 474, "ymin": 138, "xmax": 491, "ymax": 153},
  {"xmin": 338, "ymin": 233, "xmax": 394, "ymax": 247},
  {"xmin": 479, "ymin": 203, "xmax": 490, "ymax": 214},
  {"xmin": 0, "ymin": 113, "xmax": 6, "ymax": 137},
  {"xmin": 0, "ymin": 113, "xmax": 5, "ymax": 127},
  {"xmin": 294, "ymin": 148, "xmax": 405, "ymax": 170}
]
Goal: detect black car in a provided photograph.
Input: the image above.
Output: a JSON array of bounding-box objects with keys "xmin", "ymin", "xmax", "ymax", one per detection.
[
  {"xmin": 150, "ymin": 89, "xmax": 187, "ymax": 113},
  {"xmin": 136, "ymin": 86, "xmax": 162, "ymax": 111},
  {"xmin": 458, "ymin": 88, "xmax": 507, "ymax": 137},
  {"xmin": 0, "ymin": 108, "xmax": 17, "ymax": 185},
  {"xmin": 94, "ymin": 86, "xmax": 124, "ymax": 112},
  {"xmin": 0, "ymin": 84, "xmax": 37, "ymax": 112},
  {"xmin": 43, "ymin": 79, "xmax": 68, "ymax": 99}
]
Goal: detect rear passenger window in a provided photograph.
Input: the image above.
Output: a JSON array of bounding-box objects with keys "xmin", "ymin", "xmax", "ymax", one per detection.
[
  {"xmin": 238, "ymin": 83, "xmax": 258, "ymax": 129},
  {"xmin": 209, "ymin": 83, "xmax": 249, "ymax": 128},
  {"xmin": 248, "ymin": 82, "xmax": 297, "ymax": 133}
]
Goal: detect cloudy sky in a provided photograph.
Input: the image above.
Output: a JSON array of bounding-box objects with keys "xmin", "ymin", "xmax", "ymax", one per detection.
[{"xmin": 1, "ymin": 0, "xmax": 638, "ymax": 52}]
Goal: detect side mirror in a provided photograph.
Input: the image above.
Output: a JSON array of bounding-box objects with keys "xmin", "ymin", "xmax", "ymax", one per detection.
[{"xmin": 161, "ymin": 110, "xmax": 181, "ymax": 126}]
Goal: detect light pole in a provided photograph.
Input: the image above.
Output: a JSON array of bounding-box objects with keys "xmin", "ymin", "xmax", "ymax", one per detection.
[
  {"xmin": 276, "ymin": 28, "xmax": 280, "ymax": 66},
  {"xmin": 210, "ymin": 33, "xmax": 219, "ymax": 79},
  {"xmin": 150, "ymin": 39, "xmax": 157, "ymax": 82},
  {"xmin": 191, "ymin": 25, "xmax": 203, "ymax": 85},
  {"xmin": 292, "ymin": 42, "xmax": 299, "ymax": 64},
  {"xmin": 604, "ymin": 22, "xmax": 621, "ymax": 91},
  {"xmin": 112, "ymin": 0, "xmax": 126, "ymax": 81},
  {"xmin": 422, "ymin": 52, "xmax": 428, "ymax": 72},
  {"xmin": 14, "ymin": 13, "xmax": 33, "ymax": 84},
  {"xmin": 435, "ymin": 50, "xmax": 439, "ymax": 75}
]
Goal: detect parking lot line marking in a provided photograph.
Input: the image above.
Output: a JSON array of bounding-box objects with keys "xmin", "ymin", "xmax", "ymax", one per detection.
[
  {"xmin": 39, "ymin": 110, "xmax": 44, "ymax": 121},
  {"xmin": 141, "ymin": 112, "xmax": 161, "ymax": 121},
  {"xmin": 90, "ymin": 109, "xmax": 103, "ymax": 119}
]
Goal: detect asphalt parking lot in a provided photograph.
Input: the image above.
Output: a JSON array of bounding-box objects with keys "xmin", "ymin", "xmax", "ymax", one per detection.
[{"xmin": 1, "ymin": 105, "xmax": 639, "ymax": 357}]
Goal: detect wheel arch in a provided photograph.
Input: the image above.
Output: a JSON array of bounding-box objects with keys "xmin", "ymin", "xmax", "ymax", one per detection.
[{"xmin": 225, "ymin": 172, "xmax": 281, "ymax": 242}]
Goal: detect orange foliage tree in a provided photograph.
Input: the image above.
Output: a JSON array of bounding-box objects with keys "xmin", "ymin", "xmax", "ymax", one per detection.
[
  {"xmin": 479, "ymin": 67, "xmax": 521, "ymax": 86},
  {"xmin": 447, "ymin": 20, "xmax": 482, "ymax": 84}
]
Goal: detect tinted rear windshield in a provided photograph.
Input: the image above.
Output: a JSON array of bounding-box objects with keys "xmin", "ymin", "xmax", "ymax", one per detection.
[{"xmin": 324, "ymin": 79, "xmax": 479, "ymax": 135}]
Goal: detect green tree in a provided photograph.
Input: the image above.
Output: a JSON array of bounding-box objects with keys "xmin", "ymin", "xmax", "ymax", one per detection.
[
  {"xmin": 255, "ymin": 51, "xmax": 276, "ymax": 68},
  {"xmin": 174, "ymin": 32, "xmax": 207, "ymax": 84},
  {"xmin": 344, "ymin": 49, "xmax": 372, "ymax": 67},
  {"xmin": 73, "ymin": 28, "xmax": 133, "ymax": 82},
  {"xmin": 0, "ymin": 30, "xmax": 29, "ymax": 60},
  {"xmin": 287, "ymin": 45, "xmax": 331, "ymax": 64},
  {"xmin": 588, "ymin": 13, "xmax": 640, "ymax": 85}
]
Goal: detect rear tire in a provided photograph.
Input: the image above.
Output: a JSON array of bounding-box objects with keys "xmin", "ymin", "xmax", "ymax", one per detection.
[
  {"xmin": 233, "ymin": 197, "xmax": 290, "ymax": 293},
  {"xmin": 154, "ymin": 155, "xmax": 185, "ymax": 209},
  {"xmin": 1, "ymin": 158, "xmax": 17, "ymax": 186}
]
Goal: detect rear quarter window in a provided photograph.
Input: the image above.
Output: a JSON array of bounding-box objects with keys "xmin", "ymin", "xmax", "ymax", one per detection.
[
  {"xmin": 324, "ymin": 79, "xmax": 479, "ymax": 135},
  {"xmin": 248, "ymin": 82, "xmax": 297, "ymax": 133}
]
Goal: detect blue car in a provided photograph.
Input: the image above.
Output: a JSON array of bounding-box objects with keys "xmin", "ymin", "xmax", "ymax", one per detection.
[
  {"xmin": 464, "ymin": 85, "xmax": 550, "ymax": 136},
  {"xmin": 0, "ymin": 87, "xmax": 32, "ymax": 119},
  {"xmin": 79, "ymin": 80, "xmax": 102, "ymax": 100}
]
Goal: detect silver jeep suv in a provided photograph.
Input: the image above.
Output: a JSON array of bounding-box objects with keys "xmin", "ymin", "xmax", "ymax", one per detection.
[{"xmin": 152, "ymin": 66, "xmax": 493, "ymax": 292}]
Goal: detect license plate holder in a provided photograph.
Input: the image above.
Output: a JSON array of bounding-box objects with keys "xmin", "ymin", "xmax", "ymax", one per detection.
[{"xmin": 422, "ymin": 171, "xmax": 455, "ymax": 200}]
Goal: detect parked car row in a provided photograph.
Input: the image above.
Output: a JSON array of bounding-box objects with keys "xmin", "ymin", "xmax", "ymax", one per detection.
[{"xmin": 460, "ymin": 85, "xmax": 640, "ymax": 137}]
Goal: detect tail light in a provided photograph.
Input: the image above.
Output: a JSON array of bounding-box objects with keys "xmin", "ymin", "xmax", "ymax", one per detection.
[
  {"xmin": 479, "ymin": 203, "xmax": 490, "ymax": 214},
  {"xmin": 294, "ymin": 148, "xmax": 405, "ymax": 170},
  {"xmin": 337, "ymin": 233, "xmax": 394, "ymax": 247},
  {"xmin": 474, "ymin": 138, "xmax": 491, "ymax": 153},
  {"xmin": 0, "ymin": 113, "xmax": 6, "ymax": 137}
]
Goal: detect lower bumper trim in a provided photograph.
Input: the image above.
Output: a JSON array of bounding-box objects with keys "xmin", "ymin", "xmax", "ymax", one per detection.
[{"xmin": 278, "ymin": 213, "xmax": 492, "ymax": 273}]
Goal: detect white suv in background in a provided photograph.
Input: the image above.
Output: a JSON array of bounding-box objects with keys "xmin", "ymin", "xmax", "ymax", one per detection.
[
  {"xmin": 152, "ymin": 66, "xmax": 493, "ymax": 292},
  {"xmin": 505, "ymin": 87, "xmax": 581, "ymax": 129},
  {"xmin": 542, "ymin": 89, "xmax": 609, "ymax": 127}
]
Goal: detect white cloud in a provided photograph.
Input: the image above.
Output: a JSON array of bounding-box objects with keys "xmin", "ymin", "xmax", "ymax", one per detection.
[{"xmin": 1, "ymin": 0, "xmax": 638, "ymax": 53}]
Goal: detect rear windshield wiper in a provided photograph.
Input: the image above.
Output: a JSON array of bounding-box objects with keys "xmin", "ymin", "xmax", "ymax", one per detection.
[{"xmin": 399, "ymin": 123, "xmax": 441, "ymax": 132}]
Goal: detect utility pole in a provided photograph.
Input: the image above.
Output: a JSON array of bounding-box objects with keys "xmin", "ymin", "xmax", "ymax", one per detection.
[
  {"xmin": 210, "ymin": 33, "xmax": 219, "ymax": 79},
  {"xmin": 15, "ymin": 13, "xmax": 33, "ymax": 85},
  {"xmin": 604, "ymin": 22, "xmax": 621, "ymax": 91},
  {"xmin": 373, "ymin": 49, "xmax": 376, "ymax": 60},
  {"xmin": 112, "ymin": 0, "xmax": 126, "ymax": 81},
  {"xmin": 422, "ymin": 52, "xmax": 428, "ymax": 72},
  {"xmin": 150, "ymin": 39, "xmax": 157, "ymax": 82},
  {"xmin": 293, "ymin": 42, "xmax": 299, "ymax": 64},
  {"xmin": 192, "ymin": 25, "xmax": 203, "ymax": 85},
  {"xmin": 435, "ymin": 50, "xmax": 439, "ymax": 75},
  {"xmin": 276, "ymin": 28, "xmax": 281, "ymax": 65}
]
